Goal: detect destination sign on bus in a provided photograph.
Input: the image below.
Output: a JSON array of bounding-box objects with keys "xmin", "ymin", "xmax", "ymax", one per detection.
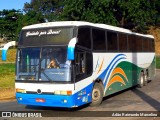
[
  {"xmin": 26, "ymin": 29, "xmax": 61, "ymax": 37},
  {"xmin": 19, "ymin": 27, "xmax": 74, "ymax": 46}
]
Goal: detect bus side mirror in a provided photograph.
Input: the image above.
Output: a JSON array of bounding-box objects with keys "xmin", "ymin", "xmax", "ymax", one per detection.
[{"xmin": 67, "ymin": 38, "xmax": 77, "ymax": 60}]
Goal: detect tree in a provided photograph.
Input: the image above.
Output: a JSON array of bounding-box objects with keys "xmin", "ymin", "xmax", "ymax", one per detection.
[
  {"xmin": 60, "ymin": 0, "xmax": 159, "ymax": 33},
  {"xmin": 60, "ymin": 0, "xmax": 118, "ymax": 25},
  {"xmin": 0, "ymin": 9, "xmax": 23, "ymax": 41},
  {"xmin": 155, "ymin": 0, "xmax": 160, "ymax": 26},
  {"xmin": 23, "ymin": 0, "xmax": 64, "ymax": 22}
]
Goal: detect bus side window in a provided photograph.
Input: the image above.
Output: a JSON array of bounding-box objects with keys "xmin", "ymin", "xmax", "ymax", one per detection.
[
  {"xmin": 107, "ymin": 31, "xmax": 118, "ymax": 51},
  {"xmin": 142, "ymin": 38, "xmax": 149, "ymax": 52},
  {"xmin": 77, "ymin": 27, "xmax": 91, "ymax": 49},
  {"xmin": 136, "ymin": 36, "xmax": 143, "ymax": 52},
  {"xmin": 128, "ymin": 35, "xmax": 135, "ymax": 52},
  {"xmin": 92, "ymin": 28, "xmax": 106, "ymax": 51},
  {"xmin": 151, "ymin": 39, "xmax": 155, "ymax": 52},
  {"xmin": 75, "ymin": 49, "xmax": 93, "ymax": 81},
  {"xmin": 118, "ymin": 33, "xmax": 127, "ymax": 51}
]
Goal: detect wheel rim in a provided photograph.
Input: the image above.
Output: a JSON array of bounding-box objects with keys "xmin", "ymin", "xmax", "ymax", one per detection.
[
  {"xmin": 144, "ymin": 74, "xmax": 148, "ymax": 82},
  {"xmin": 92, "ymin": 88, "xmax": 100, "ymax": 102},
  {"xmin": 141, "ymin": 75, "xmax": 143, "ymax": 85},
  {"xmin": 140, "ymin": 74, "xmax": 144, "ymax": 85}
]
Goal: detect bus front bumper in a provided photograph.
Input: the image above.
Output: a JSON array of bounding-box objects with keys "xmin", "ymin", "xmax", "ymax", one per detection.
[{"xmin": 16, "ymin": 93, "xmax": 76, "ymax": 108}]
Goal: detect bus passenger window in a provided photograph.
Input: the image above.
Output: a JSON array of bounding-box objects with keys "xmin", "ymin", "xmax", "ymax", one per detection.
[
  {"xmin": 142, "ymin": 38, "xmax": 150, "ymax": 52},
  {"xmin": 107, "ymin": 31, "xmax": 118, "ymax": 51},
  {"xmin": 118, "ymin": 33, "xmax": 127, "ymax": 51},
  {"xmin": 92, "ymin": 28, "xmax": 106, "ymax": 51},
  {"xmin": 128, "ymin": 35, "xmax": 136, "ymax": 52},
  {"xmin": 77, "ymin": 27, "xmax": 91, "ymax": 49},
  {"xmin": 136, "ymin": 36, "xmax": 143, "ymax": 52},
  {"xmin": 150, "ymin": 39, "xmax": 155, "ymax": 52}
]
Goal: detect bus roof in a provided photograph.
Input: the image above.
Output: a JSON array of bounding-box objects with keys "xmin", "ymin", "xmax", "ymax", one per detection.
[{"xmin": 22, "ymin": 21, "xmax": 154, "ymax": 39}]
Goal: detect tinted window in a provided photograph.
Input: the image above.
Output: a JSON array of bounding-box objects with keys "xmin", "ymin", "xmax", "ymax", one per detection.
[
  {"xmin": 136, "ymin": 36, "xmax": 142, "ymax": 52},
  {"xmin": 143, "ymin": 38, "xmax": 149, "ymax": 52},
  {"xmin": 92, "ymin": 28, "xmax": 106, "ymax": 51},
  {"xmin": 128, "ymin": 35, "xmax": 136, "ymax": 52},
  {"xmin": 107, "ymin": 31, "xmax": 118, "ymax": 51},
  {"xmin": 148, "ymin": 38, "xmax": 154, "ymax": 52},
  {"xmin": 118, "ymin": 33, "xmax": 127, "ymax": 51},
  {"xmin": 150, "ymin": 39, "xmax": 155, "ymax": 52},
  {"xmin": 77, "ymin": 27, "xmax": 91, "ymax": 49}
]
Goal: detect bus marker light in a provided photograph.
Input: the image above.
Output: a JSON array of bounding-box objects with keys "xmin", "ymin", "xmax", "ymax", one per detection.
[
  {"xmin": 67, "ymin": 90, "xmax": 72, "ymax": 95},
  {"xmin": 36, "ymin": 98, "xmax": 45, "ymax": 103}
]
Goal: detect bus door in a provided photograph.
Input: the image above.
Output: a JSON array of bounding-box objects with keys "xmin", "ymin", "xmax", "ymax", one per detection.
[{"xmin": 74, "ymin": 47, "xmax": 93, "ymax": 82}]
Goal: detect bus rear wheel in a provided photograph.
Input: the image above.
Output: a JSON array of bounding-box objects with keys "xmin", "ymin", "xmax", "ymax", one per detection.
[
  {"xmin": 144, "ymin": 70, "xmax": 149, "ymax": 85},
  {"xmin": 90, "ymin": 82, "xmax": 103, "ymax": 106},
  {"xmin": 138, "ymin": 72, "xmax": 145, "ymax": 87}
]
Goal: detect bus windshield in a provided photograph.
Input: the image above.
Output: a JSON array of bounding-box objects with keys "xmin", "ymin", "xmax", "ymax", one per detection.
[{"xmin": 17, "ymin": 46, "xmax": 71, "ymax": 82}]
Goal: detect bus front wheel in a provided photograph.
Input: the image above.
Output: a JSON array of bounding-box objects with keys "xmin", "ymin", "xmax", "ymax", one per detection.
[{"xmin": 90, "ymin": 82, "xmax": 103, "ymax": 106}]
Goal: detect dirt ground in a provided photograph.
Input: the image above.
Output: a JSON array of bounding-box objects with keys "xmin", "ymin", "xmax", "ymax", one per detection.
[{"xmin": 0, "ymin": 88, "xmax": 15, "ymax": 100}]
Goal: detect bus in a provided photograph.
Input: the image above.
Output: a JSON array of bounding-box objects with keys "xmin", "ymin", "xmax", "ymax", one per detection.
[{"xmin": 15, "ymin": 21, "xmax": 155, "ymax": 108}]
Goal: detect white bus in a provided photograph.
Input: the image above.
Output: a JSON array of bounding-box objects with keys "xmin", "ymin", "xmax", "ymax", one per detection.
[{"xmin": 15, "ymin": 21, "xmax": 155, "ymax": 108}]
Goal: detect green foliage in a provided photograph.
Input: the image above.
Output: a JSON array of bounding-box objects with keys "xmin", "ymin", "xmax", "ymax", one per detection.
[
  {"xmin": 61, "ymin": 0, "xmax": 159, "ymax": 33},
  {"xmin": 61, "ymin": 0, "xmax": 118, "ymax": 25},
  {"xmin": 23, "ymin": 0, "xmax": 63, "ymax": 22},
  {"xmin": 0, "ymin": 9, "xmax": 23, "ymax": 41},
  {"xmin": 156, "ymin": 56, "xmax": 160, "ymax": 69}
]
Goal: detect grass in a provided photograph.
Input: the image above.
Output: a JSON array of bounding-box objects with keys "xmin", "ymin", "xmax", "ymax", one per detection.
[
  {"xmin": 156, "ymin": 56, "xmax": 160, "ymax": 69},
  {"xmin": 0, "ymin": 63, "xmax": 15, "ymax": 88},
  {"xmin": 0, "ymin": 49, "xmax": 16, "ymax": 88}
]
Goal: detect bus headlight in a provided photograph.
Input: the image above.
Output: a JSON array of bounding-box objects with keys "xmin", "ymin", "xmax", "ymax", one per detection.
[
  {"xmin": 16, "ymin": 88, "xmax": 26, "ymax": 93},
  {"xmin": 54, "ymin": 90, "xmax": 72, "ymax": 95}
]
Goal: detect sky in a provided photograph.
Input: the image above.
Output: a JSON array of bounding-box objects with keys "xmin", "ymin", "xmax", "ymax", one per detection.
[{"xmin": 0, "ymin": 0, "xmax": 31, "ymax": 11}]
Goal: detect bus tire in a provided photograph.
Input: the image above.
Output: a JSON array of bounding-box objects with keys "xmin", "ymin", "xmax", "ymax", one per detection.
[
  {"xmin": 138, "ymin": 72, "xmax": 145, "ymax": 88},
  {"xmin": 144, "ymin": 71, "xmax": 148, "ymax": 85},
  {"xmin": 90, "ymin": 82, "xmax": 103, "ymax": 106}
]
